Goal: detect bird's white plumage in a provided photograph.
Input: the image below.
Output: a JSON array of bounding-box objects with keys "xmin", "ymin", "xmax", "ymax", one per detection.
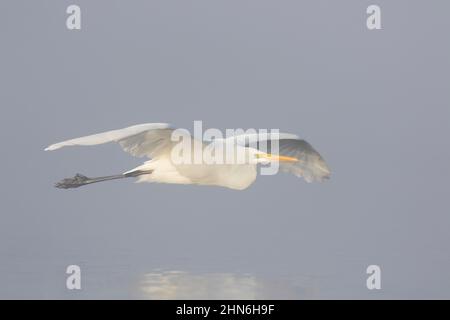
[
  {"xmin": 44, "ymin": 123, "xmax": 172, "ymax": 152},
  {"xmin": 45, "ymin": 123, "xmax": 330, "ymax": 190}
]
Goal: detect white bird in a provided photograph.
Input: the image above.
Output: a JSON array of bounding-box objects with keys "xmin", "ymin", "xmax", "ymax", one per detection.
[{"xmin": 45, "ymin": 123, "xmax": 330, "ymax": 190}]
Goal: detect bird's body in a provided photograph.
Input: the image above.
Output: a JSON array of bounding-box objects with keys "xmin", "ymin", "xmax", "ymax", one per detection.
[
  {"xmin": 133, "ymin": 158, "xmax": 257, "ymax": 190},
  {"xmin": 45, "ymin": 123, "xmax": 330, "ymax": 190}
]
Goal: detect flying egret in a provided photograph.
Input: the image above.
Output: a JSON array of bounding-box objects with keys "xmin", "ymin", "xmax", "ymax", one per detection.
[{"xmin": 45, "ymin": 123, "xmax": 330, "ymax": 190}]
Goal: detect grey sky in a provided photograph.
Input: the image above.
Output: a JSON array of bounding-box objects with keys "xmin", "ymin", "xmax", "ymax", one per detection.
[{"xmin": 0, "ymin": 0, "xmax": 449, "ymax": 299}]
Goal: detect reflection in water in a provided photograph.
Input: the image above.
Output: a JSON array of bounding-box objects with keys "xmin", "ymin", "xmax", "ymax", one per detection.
[{"xmin": 138, "ymin": 270, "xmax": 319, "ymax": 299}]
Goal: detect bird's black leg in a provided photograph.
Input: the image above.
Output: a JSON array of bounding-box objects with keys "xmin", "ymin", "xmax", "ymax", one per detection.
[{"xmin": 54, "ymin": 170, "xmax": 152, "ymax": 189}]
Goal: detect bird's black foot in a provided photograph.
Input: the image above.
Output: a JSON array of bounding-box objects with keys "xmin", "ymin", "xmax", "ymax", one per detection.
[{"xmin": 55, "ymin": 173, "xmax": 91, "ymax": 189}]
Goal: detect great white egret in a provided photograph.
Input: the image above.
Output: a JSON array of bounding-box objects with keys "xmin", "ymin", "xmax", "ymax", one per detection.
[{"xmin": 45, "ymin": 123, "xmax": 330, "ymax": 190}]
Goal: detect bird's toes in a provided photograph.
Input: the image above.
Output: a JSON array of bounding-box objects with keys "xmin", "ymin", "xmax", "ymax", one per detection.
[{"xmin": 54, "ymin": 174, "xmax": 90, "ymax": 189}]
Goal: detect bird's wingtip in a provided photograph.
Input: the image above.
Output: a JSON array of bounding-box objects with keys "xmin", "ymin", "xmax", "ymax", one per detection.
[{"xmin": 44, "ymin": 144, "xmax": 58, "ymax": 151}]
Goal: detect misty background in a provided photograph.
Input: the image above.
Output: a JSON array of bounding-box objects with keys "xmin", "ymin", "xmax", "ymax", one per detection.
[{"xmin": 0, "ymin": 0, "xmax": 449, "ymax": 299}]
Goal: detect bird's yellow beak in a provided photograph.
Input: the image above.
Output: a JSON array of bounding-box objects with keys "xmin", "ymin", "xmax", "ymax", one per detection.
[{"xmin": 257, "ymin": 153, "xmax": 299, "ymax": 162}]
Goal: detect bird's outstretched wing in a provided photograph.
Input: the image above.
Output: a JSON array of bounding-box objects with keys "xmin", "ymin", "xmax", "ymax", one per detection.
[
  {"xmin": 45, "ymin": 123, "xmax": 183, "ymax": 158},
  {"xmin": 220, "ymin": 133, "xmax": 331, "ymax": 182}
]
